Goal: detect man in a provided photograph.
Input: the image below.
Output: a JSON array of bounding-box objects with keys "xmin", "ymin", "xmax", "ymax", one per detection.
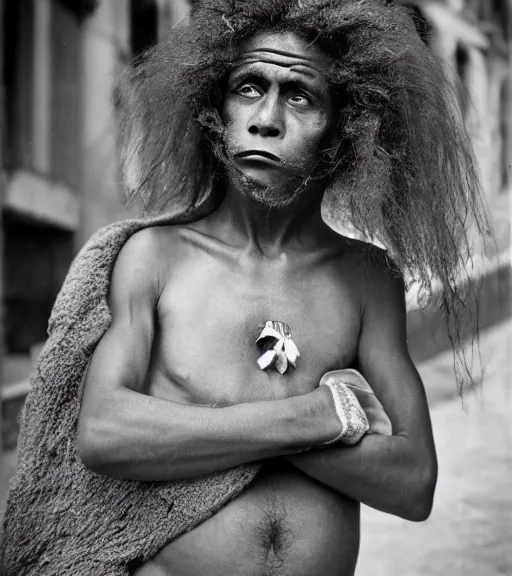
[
  {"xmin": 76, "ymin": 0, "xmax": 490, "ymax": 570},
  {"xmin": 1, "ymin": 1, "xmax": 489, "ymax": 575}
]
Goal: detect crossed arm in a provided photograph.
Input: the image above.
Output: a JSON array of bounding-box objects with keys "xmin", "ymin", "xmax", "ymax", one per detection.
[
  {"xmin": 77, "ymin": 232, "xmax": 437, "ymax": 522},
  {"xmin": 287, "ymin": 263, "xmax": 438, "ymax": 521}
]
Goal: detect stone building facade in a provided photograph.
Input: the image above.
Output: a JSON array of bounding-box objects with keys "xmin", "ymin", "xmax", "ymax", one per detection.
[
  {"xmin": 401, "ymin": 0, "xmax": 512, "ymax": 361},
  {"xmin": 0, "ymin": 0, "xmax": 188, "ymax": 449},
  {"xmin": 410, "ymin": 0, "xmax": 511, "ymax": 252},
  {"xmin": 0, "ymin": 0, "xmax": 510, "ymax": 450}
]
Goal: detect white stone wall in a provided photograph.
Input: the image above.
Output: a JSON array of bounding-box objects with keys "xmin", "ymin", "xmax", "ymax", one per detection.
[
  {"xmin": 78, "ymin": 0, "xmax": 132, "ymax": 247},
  {"xmin": 77, "ymin": 0, "xmax": 191, "ymax": 247}
]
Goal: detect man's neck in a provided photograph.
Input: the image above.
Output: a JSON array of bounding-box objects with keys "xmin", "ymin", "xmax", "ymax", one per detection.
[{"xmin": 208, "ymin": 183, "xmax": 330, "ymax": 256}]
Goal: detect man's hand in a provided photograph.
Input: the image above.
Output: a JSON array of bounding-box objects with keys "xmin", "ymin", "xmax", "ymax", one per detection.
[
  {"xmin": 319, "ymin": 378, "xmax": 369, "ymax": 445},
  {"xmin": 319, "ymin": 369, "xmax": 392, "ymax": 444},
  {"xmin": 287, "ymin": 251, "xmax": 438, "ymax": 522}
]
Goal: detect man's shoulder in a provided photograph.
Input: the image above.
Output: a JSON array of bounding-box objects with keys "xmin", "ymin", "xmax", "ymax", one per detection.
[
  {"xmin": 110, "ymin": 225, "xmax": 184, "ymax": 288},
  {"xmin": 334, "ymin": 236, "xmax": 385, "ymax": 268},
  {"xmin": 117, "ymin": 224, "xmax": 192, "ymax": 261},
  {"xmin": 337, "ymin": 238, "xmax": 403, "ymax": 297},
  {"xmin": 114, "ymin": 221, "xmax": 212, "ymax": 281}
]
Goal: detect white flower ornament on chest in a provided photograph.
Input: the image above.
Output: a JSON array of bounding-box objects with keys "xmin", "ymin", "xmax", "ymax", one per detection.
[{"xmin": 256, "ymin": 320, "xmax": 300, "ymax": 375}]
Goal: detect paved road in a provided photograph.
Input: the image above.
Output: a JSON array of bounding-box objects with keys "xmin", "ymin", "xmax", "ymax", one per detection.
[
  {"xmin": 357, "ymin": 318, "xmax": 512, "ymax": 576},
  {"xmin": 1, "ymin": 319, "xmax": 511, "ymax": 575}
]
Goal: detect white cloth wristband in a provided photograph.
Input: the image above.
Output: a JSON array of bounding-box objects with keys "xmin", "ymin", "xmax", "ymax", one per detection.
[{"xmin": 320, "ymin": 380, "xmax": 370, "ymax": 445}]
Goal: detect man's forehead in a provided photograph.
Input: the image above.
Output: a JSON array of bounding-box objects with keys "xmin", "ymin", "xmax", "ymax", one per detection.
[{"xmin": 235, "ymin": 31, "xmax": 331, "ymax": 78}]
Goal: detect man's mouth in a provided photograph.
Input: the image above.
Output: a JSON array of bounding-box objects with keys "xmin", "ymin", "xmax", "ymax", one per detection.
[{"xmin": 234, "ymin": 150, "xmax": 282, "ymax": 163}]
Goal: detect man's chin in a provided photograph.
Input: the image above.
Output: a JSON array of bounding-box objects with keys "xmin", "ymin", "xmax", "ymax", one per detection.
[
  {"xmin": 223, "ymin": 159, "xmax": 313, "ymax": 210},
  {"xmin": 239, "ymin": 177, "xmax": 304, "ymax": 210}
]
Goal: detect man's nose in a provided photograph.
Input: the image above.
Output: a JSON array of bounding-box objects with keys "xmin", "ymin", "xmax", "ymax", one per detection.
[{"xmin": 247, "ymin": 95, "xmax": 284, "ymax": 138}]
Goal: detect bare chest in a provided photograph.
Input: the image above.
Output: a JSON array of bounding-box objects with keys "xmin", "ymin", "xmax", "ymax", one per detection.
[{"xmin": 149, "ymin": 252, "xmax": 361, "ymax": 406}]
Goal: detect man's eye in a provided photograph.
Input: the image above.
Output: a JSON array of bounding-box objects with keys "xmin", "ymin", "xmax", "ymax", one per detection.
[
  {"xmin": 237, "ymin": 84, "xmax": 261, "ymax": 99},
  {"xmin": 288, "ymin": 94, "xmax": 311, "ymax": 106}
]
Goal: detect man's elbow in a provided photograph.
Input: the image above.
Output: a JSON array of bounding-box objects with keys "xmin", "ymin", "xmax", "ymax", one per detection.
[
  {"xmin": 405, "ymin": 492, "xmax": 434, "ymax": 522},
  {"xmin": 402, "ymin": 462, "xmax": 437, "ymax": 522}
]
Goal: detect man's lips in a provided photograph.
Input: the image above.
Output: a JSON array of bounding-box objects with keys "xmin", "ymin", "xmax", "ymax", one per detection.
[{"xmin": 234, "ymin": 150, "xmax": 282, "ymax": 163}]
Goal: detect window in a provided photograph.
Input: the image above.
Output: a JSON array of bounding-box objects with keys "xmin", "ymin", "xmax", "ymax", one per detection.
[
  {"xmin": 51, "ymin": 0, "xmax": 82, "ymax": 190},
  {"xmin": 130, "ymin": 0, "xmax": 159, "ymax": 60},
  {"xmin": 3, "ymin": 0, "xmax": 35, "ymax": 171},
  {"xmin": 3, "ymin": 213, "xmax": 74, "ymax": 388},
  {"xmin": 2, "ymin": 0, "xmax": 84, "ymax": 188},
  {"xmin": 455, "ymin": 42, "xmax": 471, "ymax": 118},
  {"xmin": 500, "ymin": 80, "xmax": 510, "ymax": 192},
  {"xmin": 480, "ymin": 0, "xmax": 509, "ymax": 42},
  {"xmin": 1, "ymin": 0, "xmax": 92, "ymax": 393},
  {"xmin": 57, "ymin": 0, "xmax": 98, "ymax": 20}
]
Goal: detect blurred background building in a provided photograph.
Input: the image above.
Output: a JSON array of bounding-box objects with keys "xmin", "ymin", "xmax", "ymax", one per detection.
[
  {"xmin": 0, "ymin": 0, "xmax": 511, "ymax": 450},
  {"xmin": 0, "ymin": 0, "xmax": 189, "ymax": 448}
]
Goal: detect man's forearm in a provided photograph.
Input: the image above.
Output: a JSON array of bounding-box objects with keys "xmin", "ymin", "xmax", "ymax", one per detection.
[
  {"xmin": 77, "ymin": 386, "xmax": 338, "ymax": 482},
  {"xmin": 287, "ymin": 434, "xmax": 437, "ymax": 521}
]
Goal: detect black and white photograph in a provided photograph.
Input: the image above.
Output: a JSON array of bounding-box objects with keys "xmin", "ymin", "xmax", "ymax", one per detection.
[{"xmin": 0, "ymin": 1, "xmax": 511, "ymax": 574}]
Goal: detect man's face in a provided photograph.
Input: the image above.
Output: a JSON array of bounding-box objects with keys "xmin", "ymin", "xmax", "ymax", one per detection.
[{"xmin": 222, "ymin": 31, "xmax": 335, "ymax": 209}]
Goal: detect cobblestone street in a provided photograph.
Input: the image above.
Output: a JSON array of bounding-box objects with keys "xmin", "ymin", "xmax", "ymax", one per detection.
[{"xmin": 1, "ymin": 318, "xmax": 511, "ymax": 575}]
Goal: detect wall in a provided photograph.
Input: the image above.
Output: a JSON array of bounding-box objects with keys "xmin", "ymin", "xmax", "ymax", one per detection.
[
  {"xmin": 0, "ymin": 0, "xmax": 181, "ymax": 448},
  {"xmin": 414, "ymin": 0, "xmax": 511, "ymax": 250},
  {"xmin": 78, "ymin": 0, "xmax": 132, "ymax": 247},
  {"xmin": 0, "ymin": 0, "xmax": 4, "ymax": 450},
  {"xmin": 403, "ymin": 0, "xmax": 512, "ymax": 360}
]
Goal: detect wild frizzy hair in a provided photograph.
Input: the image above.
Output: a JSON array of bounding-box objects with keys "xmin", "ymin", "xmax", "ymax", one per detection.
[{"xmin": 115, "ymin": 0, "xmax": 492, "ymax": 389}]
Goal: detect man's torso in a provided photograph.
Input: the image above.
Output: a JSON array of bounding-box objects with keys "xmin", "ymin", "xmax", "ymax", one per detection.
[{"xmin": 132, "ymin": 222, "xmax": 370, "ymax": 576}]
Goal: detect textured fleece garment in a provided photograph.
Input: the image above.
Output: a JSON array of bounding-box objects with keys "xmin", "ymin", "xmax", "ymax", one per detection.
[{"xmin": 0, "ymin": 208, "xmax": 260, "ymax": 576}]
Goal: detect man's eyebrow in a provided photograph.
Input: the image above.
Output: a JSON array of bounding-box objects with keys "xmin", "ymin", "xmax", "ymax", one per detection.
[
  {"xmin": 227, "ymin": 63, "xmax": 330, "ymax": 103},
  {"xmin": 229, "ymin": 69, "xmax": 321, "ymax": 102},
  {"xmin": 228, "ymin": 67, "xmax": 268, "ymax": 84}
]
